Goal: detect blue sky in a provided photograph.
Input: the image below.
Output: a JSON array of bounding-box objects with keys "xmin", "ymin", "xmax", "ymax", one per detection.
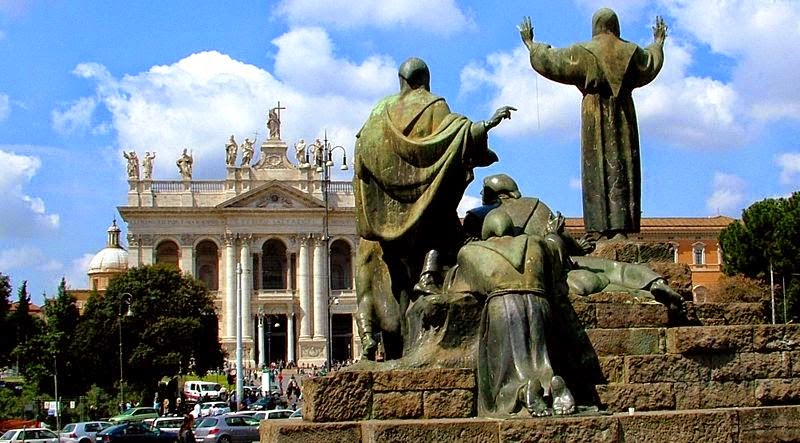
[{"xmin": 0, "ymin": 0, "xmax": 798, "ymax": 302}]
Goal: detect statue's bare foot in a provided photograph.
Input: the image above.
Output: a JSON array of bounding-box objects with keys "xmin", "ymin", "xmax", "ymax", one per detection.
[
  {"xmin": 520, "ymin": 380, "xmax": 550, "ymax": 417},
  {"xmin": 551, "ymin": 376, "xmax": 575, "ymax": 415},
  {"xmin": 360, "ymin": 334, "xmax": 377, "ymax": 360}
]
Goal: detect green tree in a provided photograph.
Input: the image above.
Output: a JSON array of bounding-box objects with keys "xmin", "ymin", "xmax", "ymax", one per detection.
[
  {"xmin": 0, "ymin": 273, "xmax": 12, "ymax": 367},
  {"xmin": 76, "ymin": 265, "xmax": 224, "ymax": 394},
  {"xmin": 719, "ymin": 192, "xmax": 800, "ymax": 320},
  {"xmin": 9, "ymin": 282, "xmax": 46, "ymax": 376}
]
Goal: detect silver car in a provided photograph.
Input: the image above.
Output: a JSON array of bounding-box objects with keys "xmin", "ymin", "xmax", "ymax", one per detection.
[
  {"xmin": 194, "ymin": 414, "xmax": 260, "ymax": 443},
  {"xmin": 61, "ymin": 422, "xmax": 113, "ymax": 443},
  {"xmin": 1, "ymin": 428, "xmax": 59, "ymax": 443},
  {"xmin": 150, "ymin": 417, "xmax": 184, "ymax": 433}
]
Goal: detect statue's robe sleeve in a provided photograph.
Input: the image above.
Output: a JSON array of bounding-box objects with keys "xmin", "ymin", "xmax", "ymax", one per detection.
[
  {"xmin": 354, "ymin": 91, "xmax": 496, "ymax": 244},
  {"xmin": 528, "ymin": 38, "xmax": 663, "ymax": 234}
]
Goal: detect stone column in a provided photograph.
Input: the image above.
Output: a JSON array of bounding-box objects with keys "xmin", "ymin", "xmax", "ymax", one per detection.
[
  {"xmin": 179, "ymin": 237, "xmax": 194, "ymax": 275},
  {"xmin": 287, "ymin": 310, "xmax": 296, "ymax": 363},
  {"xmin": 257, "ymin": 313, "xmax": 265, "ymax": 368},
  {"xmin": 224, "ymin": 234, "xmax": 236, "ymax": 339},
  {"xmin": 240, "ymin": 235, "xmax": 253, "ymax": 340},
  {"xmin": 298, "ymin": 236, "xmax": 311, "ymax": 338},
  {"xmin": 312, "ymin": 237, "xmax": 328, "ymax": 340}
]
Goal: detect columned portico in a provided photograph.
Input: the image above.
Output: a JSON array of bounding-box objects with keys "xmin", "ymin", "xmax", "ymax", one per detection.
[
  {"xmin": 298, "ymin": 236, "xmax": 312, "ymax": 338},
  {"xmin": 224, "ymin": 233, "xmax": 236, "ymax": 339},
  {"xmin": 119, "ymin": 126, "xmax": 359, "ymax": 368},
  {"xmin": 312, "ymin": 236, "xmax": 328, "ymax": 340}
]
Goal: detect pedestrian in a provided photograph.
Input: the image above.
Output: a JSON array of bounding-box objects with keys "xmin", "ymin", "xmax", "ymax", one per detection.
[{"xmin": 179, "ymin": 415, "xmax": 196, "ymax": 443}]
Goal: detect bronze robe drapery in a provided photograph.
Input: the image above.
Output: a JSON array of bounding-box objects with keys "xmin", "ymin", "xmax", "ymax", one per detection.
[
  {"xmin": 528, "ymin": 25, "xmax": 663, "ymax": 234},
  {"xmin": 353, "ymin": 87, "xmax": 497, "ymax": 355}
]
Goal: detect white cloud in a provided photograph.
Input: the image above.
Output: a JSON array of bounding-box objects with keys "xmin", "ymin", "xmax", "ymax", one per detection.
[
  {"xmin": 0, "ymin": 149, "xmax": 60, "ymax": 238},
  {"xmin": 0, "ymin": 93, "xmax": 9, "ymax": 121},
  {"xmin": 63, "ymin": 252, "xmax": 94, "ymax": 289},
  {"xmin": 462, "ymin": 31, "xmax": 745, "ymax": 149},
  {"xmin": 457, "ymin": 194, "xmax": 482, "ymax": 217},
  {"xmin": 777, "ymin": 153, "xmax": 800, "ymax": 185},
  {"xmin": 569, "ymin": 177, "xmax": 582, "ymax": 190},
  {"xmin": 67, "ymin": 33, "xmax": 397, "ymax": 180},
  {"xmin": 274, "ymin": 0, "xmax": 474, "ymax": 36},
  {"xmin": 706, "ymin": 172, "xmax": 746, "ymax": 215},
  {"xmin": 0, "ymin": 246, "xmax": 63, "ymax": 272},
  {"xmin": 272, "ymin": 27, "xmax": 396, "ymax": 99},
  {"xmin": 661, "ymin": 0, "xmax": 800, "ymax": 122},
  {"xmin": 460, "ymin": 46, "xmax": 582, "ymax": 139},
  {"xmin": 52, "ymin": 96, "xmax": 98, "ymax": 135}
]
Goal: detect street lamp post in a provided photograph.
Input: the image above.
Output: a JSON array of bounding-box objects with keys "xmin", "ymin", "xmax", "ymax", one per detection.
[
  {"xmin": 118, "ymin": 292, "xmax": 133, "ymax": 410},
  {"xmin": 235, "ymin": 263, "xmax": 243, "ymax": 411},
  {"xmin": 303, "ymin": 133, "xmax": 348, "ymax": 371}
]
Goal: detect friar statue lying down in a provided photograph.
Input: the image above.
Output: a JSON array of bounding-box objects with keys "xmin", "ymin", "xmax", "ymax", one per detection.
[{"xmin": 414, "ymin": 173, "xmax": 683, "ymax": 418}]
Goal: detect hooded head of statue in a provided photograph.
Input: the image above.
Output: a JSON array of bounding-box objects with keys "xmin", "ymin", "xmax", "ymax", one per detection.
[
  {"xmin": 398, "ymin": 57, "xmax": 431, "ymax": 91},
  {"xmin": 592, "ymin": 8, "xmax": 621, "ymax": 38},
  {"xmin": 482, "ymin": 173, "xmax": 521, "ymax": 205}
]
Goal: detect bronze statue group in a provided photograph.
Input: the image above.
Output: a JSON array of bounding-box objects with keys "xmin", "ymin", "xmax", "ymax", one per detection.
[{"xmin": 351, "ymin": 9, "xmax": 674, "ymax": 418}]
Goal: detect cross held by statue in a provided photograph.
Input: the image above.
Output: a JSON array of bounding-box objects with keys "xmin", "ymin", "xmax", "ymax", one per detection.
[{"xmin": 268, "ymin": 101, "xmax": 286, "ymax": 140}]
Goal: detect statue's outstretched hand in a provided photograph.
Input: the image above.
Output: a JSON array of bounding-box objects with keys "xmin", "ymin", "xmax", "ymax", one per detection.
[
  {"xmin": 518, "ymin": 16, "xmax": 535, "ymax": 50},
  {"xmin": 486, "ymin": 106, "xmax": 517, "ymax": 130},
  {"xmin": 653, "ymin": 16, "xmax": 667, "ymax": 45},
  {"xmin": 546, "ymin": 211, "xmax": 566, "ymax": 234}
]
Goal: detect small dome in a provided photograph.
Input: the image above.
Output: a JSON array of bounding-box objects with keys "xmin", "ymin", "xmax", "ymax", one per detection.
[
  {"xmin": 88, "ymin": 247, "xmax": 129, "ymax": 274},
  {"xmin": 88, "ymin": 218, "xmax": 128, "ymax": 275}
]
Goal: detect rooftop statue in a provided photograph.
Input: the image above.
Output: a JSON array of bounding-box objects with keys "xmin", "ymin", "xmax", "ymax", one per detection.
[
  {"xmin": 142, "ymin": 151, "xmax": 156, "ymax": 180},
  {"xmin": 176, "ymin": 148, "xmax": 193, "ymax": 180},
  {"xmin": 225, "ymin": 135, "xmax": 238, "ymax": 167},
  {"xmin": 519, "ymin": 10, "xmax": 666, "ymax": 239},
  {"xmin": 353, "ymin": 57, "xmax": 515, "ymax": 361},
  {"xmin": 241, "ymin": 138, "xmax": 254, "ymax": 167},
  {"xmin": 123, "ymin": 150, "xmax": 139, "ymax": 179}
]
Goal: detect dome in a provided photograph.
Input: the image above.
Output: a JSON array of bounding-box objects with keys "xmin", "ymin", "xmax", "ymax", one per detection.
[
  {"xmin": 88, "ymin": 247, "xmax": 129, "ymax": 274},
  {"xmin": 88, "ymin": 219, "xmax": 129, "ymax": 274}
]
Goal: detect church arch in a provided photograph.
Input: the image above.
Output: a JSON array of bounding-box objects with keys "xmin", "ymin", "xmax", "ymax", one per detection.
[
  {"xmin": 195, "ymin": 239, "xmax": 219, "ymax": 291},
  {"xmin": 262, "ymin": 238, "xmax": 288, "ymax": 289},
  {"xmin": 155, "ymin": 239, "xmax": 180, "ymax": 269},
  {"xmin": 330, "ymin": 238, "xmax": 353, "ymax": 290}
]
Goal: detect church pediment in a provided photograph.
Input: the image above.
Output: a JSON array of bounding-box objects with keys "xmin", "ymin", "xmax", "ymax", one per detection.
[{"xmin": 217, "ymin": 181, "xmax": 324, "ymax": 209}]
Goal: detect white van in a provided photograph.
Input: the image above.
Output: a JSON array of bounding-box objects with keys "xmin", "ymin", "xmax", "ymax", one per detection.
[{"xmin": 183, "ymin": 381, "xmax": 222, "ymax": 402}]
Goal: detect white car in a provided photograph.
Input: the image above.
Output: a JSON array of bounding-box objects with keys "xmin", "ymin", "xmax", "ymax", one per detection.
[
  {"xmin": 60, "ymin": 422, "xmax": 112, "ymax": 443},
  {"xmin": 199, "ymin": 401, "xmax": 231, "ymax": 417},
  {"xmin": 150, "ymin": 417, "xmax": 184, "ymax": 432},
  {"xmin": 1, "ymin": 428, "xmax": 59, "ymax": 443}
]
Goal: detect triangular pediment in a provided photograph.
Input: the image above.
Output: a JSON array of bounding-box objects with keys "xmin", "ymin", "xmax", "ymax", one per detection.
[{"xmin": 217, "ymin": 181, "xmax": 325, "ymax": 209}]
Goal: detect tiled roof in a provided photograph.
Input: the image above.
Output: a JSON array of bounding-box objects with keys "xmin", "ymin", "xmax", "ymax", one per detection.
[{"xmin": 565, "ymin": 215, "xmax": 736, "ymax": 231}]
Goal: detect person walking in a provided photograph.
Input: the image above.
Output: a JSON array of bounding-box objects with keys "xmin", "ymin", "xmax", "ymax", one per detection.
[{"xmin": 179, "ymin": 415, "xmax": 196, "ymax": 443}]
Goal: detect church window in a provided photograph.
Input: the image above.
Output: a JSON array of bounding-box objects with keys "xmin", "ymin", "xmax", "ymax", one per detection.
[{"xmin": 262, "ymin": 239, "xmax": 287, "ymax": 289}]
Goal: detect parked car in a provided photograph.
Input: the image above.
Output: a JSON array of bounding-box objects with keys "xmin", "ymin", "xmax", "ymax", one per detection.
[
  {"xmin": 61, "ymin": 422, "xmax": 113, "ymax": 443},
  {"xmin": 95, "ymin": 422, "xmax": 177, "ymax": 443},
  {"xmin": 288, "ymin": 409, "xmax": 301, "ymax": 420},
  {"xmin": 196, "ymin": 401, "xmax": 231, "ymax": 417},
  {"xmin": 194, "ymin": 414, "xmax": 260, "ymax": 443},
  {"xmin": 229, "ymin": 409, "xmax": 293, "ymax": 421},
  {"xmin": 183, "ymin": 381, "xmax": 222, "ymax": 402},
  {"xmin": 108, "ymin": 407, "xmax": 160, "ymax": 424},
  {"xmin": 246, "ymin": 394, "xmax": 287, "ymax": 411},
  {"xmin": 1, "ymin": 428, "xmax": 58, "ymax": 443},
  {"xmin": 149, "ymin": 417, "xmax": 184, "ymax": 433}
]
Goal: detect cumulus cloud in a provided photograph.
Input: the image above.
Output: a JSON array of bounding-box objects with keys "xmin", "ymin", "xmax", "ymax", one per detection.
[
  {"xmin": 52, "ymin": 96, "xmax": 98, "ymax": 135},
  {"xmin": 461, "ymin": 37, "xmax": 745, "ymax": 149},
  {"xmin": 0, "ymin": 149, "xmax": 60, "ymax": 238},
  {"xmin": 66, "ymin": 30, "xmax": 397, "ymax": 180},
  {"xmin": 0, "ymin": 246, "xmax": 62, "ymax": 272},
  {"xmin": 457, "ymin": 194, "xmax": 482, "ymax": 217},
  {"xmin": 706, "ymin": 172, "xmax": 746, "ymax": 215},
  {"xmin": 460, "ymin": 46, "xmax": 582, "ymax": 140},
  {"xmin": 63, "ymin": 252, "xmax": 95, "ymax": 289},
  {"xmin": 661, "ymin": 0, "xmax": 800, "ymax": 122},
  {"xmin": 274, "ymin": 0, "xmax": 474, "ymax": 36},
  {"xmin": 777, "ymin": 153, "xmax": 800, "ymax": 185}
]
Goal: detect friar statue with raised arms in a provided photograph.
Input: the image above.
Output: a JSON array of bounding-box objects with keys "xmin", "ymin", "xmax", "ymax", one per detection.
[{"xmin": 519, "ymin": 9, "xmax": 666, "ymax": 240}]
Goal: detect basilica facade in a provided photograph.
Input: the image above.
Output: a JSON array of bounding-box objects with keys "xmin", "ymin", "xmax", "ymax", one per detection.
[{"xmin": 118, "ymin": 136, "xmax": 358, "ymax": 368}]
